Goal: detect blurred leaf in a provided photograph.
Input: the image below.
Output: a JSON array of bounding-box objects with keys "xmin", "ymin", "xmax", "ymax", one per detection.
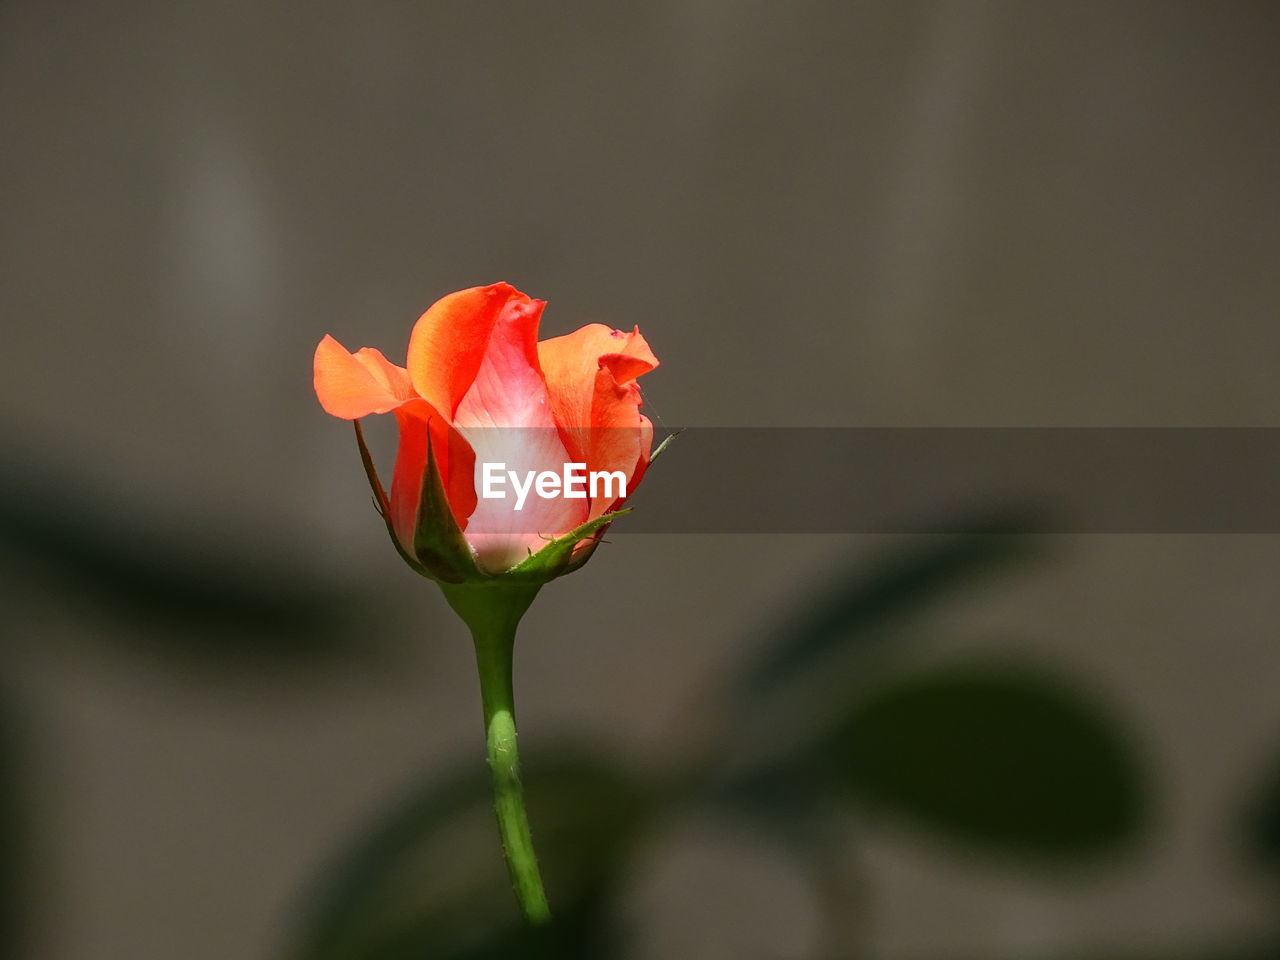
[
  {"xmin": 820, "ymin": 941, "xmax": 1279, "ymax": 960},
  {"xmin": 0, "ymin": 459, "xmax": 366, "ymax": 661},
  {"xmin": 1242, "ymin": 742, "xmax": 1280, "ymax": 877},
  {"xmin": 287, "ymin": 747, "xmax": 650, "ymax": 960},
  {"xmin": 0, "ymin": 689, "xmax": 26, "ymax": 957},
  {"xmin": 826, "ymin": 660, "xmax": 1146, "ymax": 860},
  {"xmin": 740, "ymin": 514, "xmax": 1040, "ymax": 697}
]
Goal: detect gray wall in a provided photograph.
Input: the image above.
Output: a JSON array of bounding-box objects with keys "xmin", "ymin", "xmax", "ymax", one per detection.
[{"xmin": 2, "ymin": 2, "xmax": 1278, "ymax": 958}]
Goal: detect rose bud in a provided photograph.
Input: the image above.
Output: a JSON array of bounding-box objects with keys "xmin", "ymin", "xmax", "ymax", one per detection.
[{"xmin": 313, "ymin": 282, "xmax": 658, "ymax": 584}]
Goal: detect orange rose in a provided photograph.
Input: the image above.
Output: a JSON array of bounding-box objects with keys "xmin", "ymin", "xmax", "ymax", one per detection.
[
  {"xmin": 313, "ymin": 282, "xmax": 658, "ymax": 580},
  {"xmin": 313, "ymin": 282, "xmax": 659, "ymax": 923}
]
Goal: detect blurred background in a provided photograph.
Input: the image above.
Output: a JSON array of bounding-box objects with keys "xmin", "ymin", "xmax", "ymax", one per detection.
[{"xmin": 3, "ymin": 1, "xmax": 1280, "ymax": 958}]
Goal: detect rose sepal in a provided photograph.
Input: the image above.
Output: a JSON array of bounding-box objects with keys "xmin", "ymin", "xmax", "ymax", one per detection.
[
  {"xmin": 352, "ymin": 419, "xmax": 480, "ymax": 583},
  {"xmin": 353, "ymin": 420, "xmax": 434, "ymax": 578},
  {"xmin": 503, "ymin": 508, "xmax": 632, "ymax": 583},
  {"xmin": 409, "ymin": 422, "xmax": 484, "ymax": 583}
]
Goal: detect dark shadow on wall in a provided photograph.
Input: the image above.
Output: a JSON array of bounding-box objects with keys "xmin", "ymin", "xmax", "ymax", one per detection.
[{"xmin": 0, "ymin": 451, "xmax": 1277, "ymax": 959}]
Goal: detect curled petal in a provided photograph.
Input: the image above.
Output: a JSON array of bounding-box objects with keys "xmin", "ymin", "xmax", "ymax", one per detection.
[
  {"xmin": 538, "ymin": 324, "xmax": 657, "ymax": 430},
  {"xmin": 538, "ymin": 324, "xmax": 658, "ymax": 518},
  {"xmin": 314, "ymin": 335, "xmax": 416, "ymax": 419},
  {"xmin": 406, "ymin": 283, "xmax": 541, "ymax": 418}
]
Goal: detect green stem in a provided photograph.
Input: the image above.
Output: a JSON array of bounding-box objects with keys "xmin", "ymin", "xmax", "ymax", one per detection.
[{"xmin": 440, "ymin": 581, "xmax": 550, "ymax": 925}]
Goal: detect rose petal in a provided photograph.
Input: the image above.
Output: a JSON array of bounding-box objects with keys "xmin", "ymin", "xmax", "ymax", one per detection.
[
  {"xmin": 538, "ymin": 324, "xmax": 658, "ymax": 518},
  {"xmin": 314, "ymin": 335, "xmax": 416, "ymax": 419},
  {"xmin": 538, "ymin": 323, "xmax": 658, "ymax": 431},
  {"xmin": 406, "ymin": 283, "xmax": 536, "ymax": 418},
  {"xmin": 452, "ymin": 292, "xmax": 587, "ymax": 572}
]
